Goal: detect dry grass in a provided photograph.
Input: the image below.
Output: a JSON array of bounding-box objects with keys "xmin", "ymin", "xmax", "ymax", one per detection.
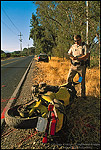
[
  {"xmin": 33, "ymin": 57, "xmax": 70, "ymax": 85},
  {"xmin": 32, "ymin": 57, "xmax": 100, "ymax": 147},
  {"xmin": 33, "ymin": 56, "xmax": 100, "ymax": 98}
]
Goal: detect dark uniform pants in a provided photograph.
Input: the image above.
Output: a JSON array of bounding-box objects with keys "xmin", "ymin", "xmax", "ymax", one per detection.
[{"xmin": 67, "ymin": 64, "xmax": 86, "ymax": 97}]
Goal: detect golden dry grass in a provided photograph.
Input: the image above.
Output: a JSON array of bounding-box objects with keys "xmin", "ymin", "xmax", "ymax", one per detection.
[
  {"xmin": 33, "ymin": 56, "xmax": 100, "ymax": 98},
  {"xmin": 32, "ymin": 57, "xmax": 100, "ymax": 147}
]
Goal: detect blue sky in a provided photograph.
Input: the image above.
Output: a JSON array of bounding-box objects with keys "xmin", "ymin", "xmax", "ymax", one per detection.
[{"xmin": 1, "ymin": 1, "xmax": 38, "ymax": 52}]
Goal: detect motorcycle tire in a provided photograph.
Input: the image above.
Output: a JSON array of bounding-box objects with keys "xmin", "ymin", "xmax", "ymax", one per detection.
[{"xmin": 5, "ymin": 105, "xmax": 38, "ymax": 129}]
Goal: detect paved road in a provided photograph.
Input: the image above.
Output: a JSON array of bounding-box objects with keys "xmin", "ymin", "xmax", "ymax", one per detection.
[{"xmin": 1, "ymin": 56, "xmax": 33, "ymax": 113}]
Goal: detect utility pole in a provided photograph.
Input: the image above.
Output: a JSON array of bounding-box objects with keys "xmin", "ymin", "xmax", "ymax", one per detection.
[
  {"xmin": 86, "ymin": 1, "xmax": 90, "ymax": 67},
  {"xmin": 86, "ymin": 1, "xmax": 88, "ymax": 45},
  {"xmin": 18, "ymin": 32, "xmax": 23, "ymax": 51}
]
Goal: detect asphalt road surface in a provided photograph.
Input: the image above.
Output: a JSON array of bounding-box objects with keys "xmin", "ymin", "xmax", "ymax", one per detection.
[{"xmin": 1, "ymin": 56, "xmax": 33, "ymax": 113}]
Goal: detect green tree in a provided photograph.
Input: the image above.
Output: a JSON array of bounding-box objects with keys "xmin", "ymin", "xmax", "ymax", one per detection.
[
  {"xmin": 22, "ymin": 48, "xmax": 28, "ymax": 56},
  {"xmin": 1, "ymin": 53, "xmax": 6, "ymax": 58},
  {"xmin": 35, "ymin": 1, "xmax": 87, "ymax": 56},
  {"xmin": 35, "ymin": 1, "xmax": 100, "ymax": 47},
  {"xmin": 31, "ymin": 1, "xmax": 100, "ymax": 63},
  {"xmin": 1, "ymin": 50, "xmax": 5, "ymax": 54},
  {"xmin": 29, "ymin": 13, "xmax": 55, "ymax": 55},
  {"xmin": 29, "ymin": 13, "xmax": 41, "ymax": 54},
  {"xmin": 29, "ymin": 47, "xmax": 35, "ymax": 55}
]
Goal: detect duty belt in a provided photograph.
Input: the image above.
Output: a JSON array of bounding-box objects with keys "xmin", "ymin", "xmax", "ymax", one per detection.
[{"xmin": 71, "ymin": 61, "xmax": 81, "ymax": 66}]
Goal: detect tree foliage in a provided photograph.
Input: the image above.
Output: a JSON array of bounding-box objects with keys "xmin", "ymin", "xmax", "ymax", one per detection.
[
  {"xmin": 1, "ymin": 50, "xmax": 5, "ymax": 54},
  {"xmin": 29, "ymin": 13, "xmax": 54, "ymax": 54},
  {"xmin": 29, "ymin": 1, "xmax": 100, "ymax": 59}
]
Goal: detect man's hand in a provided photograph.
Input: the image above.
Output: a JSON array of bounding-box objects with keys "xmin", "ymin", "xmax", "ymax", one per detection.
[
  {"xmin": 70, "ymin": 56, "xmax": 78, "ymax": 60},
  {"xmin": 76, "ymin": 53, "xmax": 89, "ymax": 61}
]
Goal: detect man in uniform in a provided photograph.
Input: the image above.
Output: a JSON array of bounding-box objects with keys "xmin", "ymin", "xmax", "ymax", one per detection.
[{"xmin": 67, "ymin": 35, "xmax": 90, "ymax": 98}]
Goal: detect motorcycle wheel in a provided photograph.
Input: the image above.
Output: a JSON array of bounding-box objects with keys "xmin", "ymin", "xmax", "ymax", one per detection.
[{"xmin": 5, "ymin": 105, "xmax": 38, "ymax": 129}]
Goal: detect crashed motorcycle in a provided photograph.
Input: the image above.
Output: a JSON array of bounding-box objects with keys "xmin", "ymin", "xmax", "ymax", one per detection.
[{"xmin": 5, "ymin": 77, "xmax": 82, "ymax": 143}]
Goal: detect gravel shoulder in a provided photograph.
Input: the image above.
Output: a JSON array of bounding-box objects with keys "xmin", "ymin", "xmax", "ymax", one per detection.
[{"xmin": 1, "ymin": 59, "xmax": 67, "ymax": 149}]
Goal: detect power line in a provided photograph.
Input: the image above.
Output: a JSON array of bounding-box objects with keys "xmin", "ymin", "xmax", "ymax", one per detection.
[
  {"xmin": 2, "ymin": 19, "xmax": 28, "ymax": 46},
  {"xmin": 2, "ymin": 19, "xmax": 29, "ymax": 47},
  {"xmin": 1, "ymin": 20, "xmax": 18, "ymax": 36},
  {"xmin": 1, "ymin": 7, "xmax": 31, "ymax": 49},
  {"xmin": 2, "ymin": 7, "xmax": 21, "ymax": 33}
]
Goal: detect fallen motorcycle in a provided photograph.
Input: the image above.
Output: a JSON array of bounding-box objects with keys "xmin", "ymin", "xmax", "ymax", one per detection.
[{"xmin": 5, "ymin": 77, "xmax": 82, "ymax": 143}]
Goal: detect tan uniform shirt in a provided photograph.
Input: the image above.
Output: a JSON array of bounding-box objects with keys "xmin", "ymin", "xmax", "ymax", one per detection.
[{"xmin": 68, "ymin": 43, "xmax": 89, "ymax": 63}]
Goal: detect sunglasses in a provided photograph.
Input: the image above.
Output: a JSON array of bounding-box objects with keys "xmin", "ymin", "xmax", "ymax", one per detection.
[{"xmin": 74, "ymin": 39, "xmax": 80, "ymax": 42}]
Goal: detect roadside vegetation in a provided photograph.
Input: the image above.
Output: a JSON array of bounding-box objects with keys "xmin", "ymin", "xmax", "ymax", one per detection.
[
  {"xmin": 32, "ymin": 56, "xmax": 100, "ymax": 147},
  {"xmin": 34, "ymin": 57, "xmax": 100, "ymax": 98},
  {"xmin": 1, "ymin": 47, "xmax": 35, "ymax": 60}
]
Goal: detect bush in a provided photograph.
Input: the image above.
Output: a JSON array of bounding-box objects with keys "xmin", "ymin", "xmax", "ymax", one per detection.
[
  {"xmin": 11, "ymin": 53, "xmax": 21, "ymax": 57},
  {"xmin": 1, "ymin": 53, "xmax": 6, "ymax": 58},
  {"xmin": 6, "ymin": 53, "xmax": 11, "ymax": 57},
  {"xmin": 90, "ymin": 56, "xmax": 99, "ymax": 68}
]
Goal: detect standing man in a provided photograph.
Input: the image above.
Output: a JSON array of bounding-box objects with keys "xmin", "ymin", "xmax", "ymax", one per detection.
[{"xmin": 67, "ymin": 35, "xmax": 90, "ymax": 98}]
